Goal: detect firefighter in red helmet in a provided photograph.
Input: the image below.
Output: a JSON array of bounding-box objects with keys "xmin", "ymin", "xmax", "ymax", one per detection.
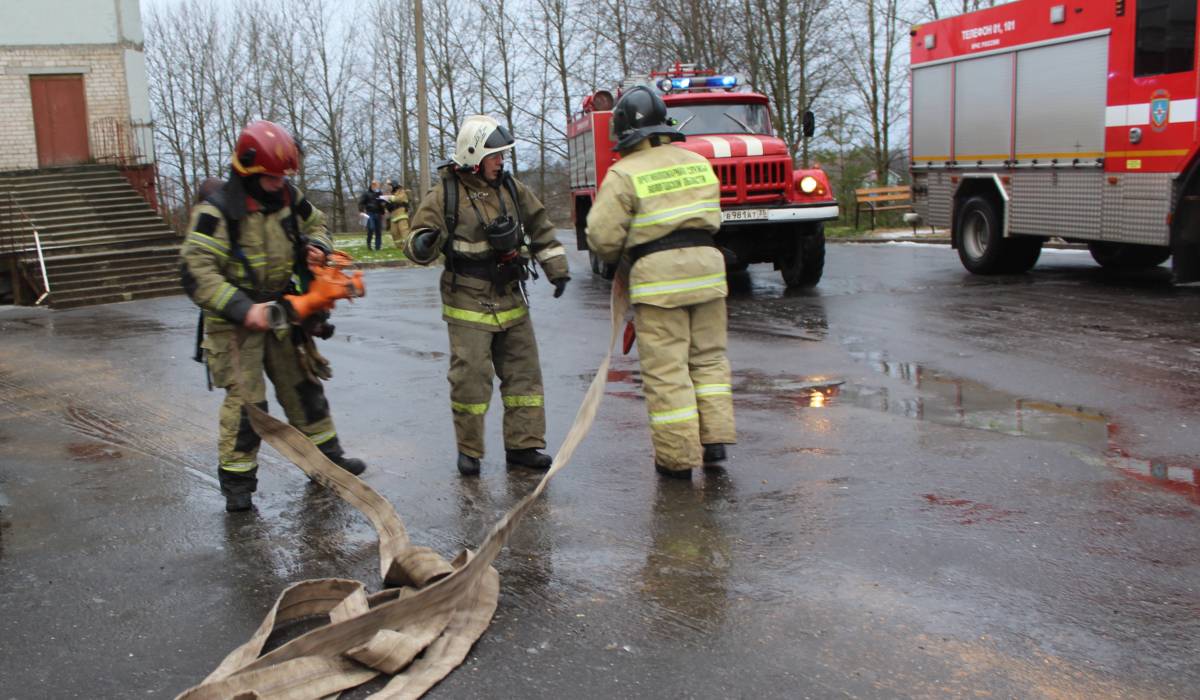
[{"xmin": 180, "ymin": 120, "xmax": 368, "ymax": 512}]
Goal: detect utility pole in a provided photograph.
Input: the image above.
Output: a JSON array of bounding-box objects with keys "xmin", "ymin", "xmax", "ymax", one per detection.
[{"xmin": 414, "ymin": 0, "xmax": 431, "ymax": 193}]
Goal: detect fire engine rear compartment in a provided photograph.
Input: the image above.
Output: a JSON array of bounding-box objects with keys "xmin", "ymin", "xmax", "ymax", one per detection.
[{"xmin": 912, "ymin": 27, "xmax": 1177, "ymax": 251}]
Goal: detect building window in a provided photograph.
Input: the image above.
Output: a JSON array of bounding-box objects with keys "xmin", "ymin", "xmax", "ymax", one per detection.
[{"xmin": 1135, "ymin": 0, "xmax": 1197, "ymax": 76}]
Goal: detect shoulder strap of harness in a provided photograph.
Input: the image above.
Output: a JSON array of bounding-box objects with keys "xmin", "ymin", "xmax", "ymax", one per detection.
[
  {"xmin": 442, "ymin": 168, "xmax": 459, "ymax": 236},
  {"xmin": 204, "ymin": 186, "xmax": 261, "ymax": 291},
  {"xmin": 500, "ymin": 172, "xmax": 531, "ymax": 256},
  {"xmin": 500, "ymin": 171, "xmax": 523, "ymax": 228},
  {"xmin": 283, "ymin": 183, "xmax": 311, "ymax": 291}
]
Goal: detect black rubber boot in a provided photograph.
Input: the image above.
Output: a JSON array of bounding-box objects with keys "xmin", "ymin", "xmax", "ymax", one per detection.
[
  {"xmin": 506, "ymin": 448, "xmax": 553, "ymax": 471},
  {"xmin": 457, "ymin": 453, "xmax": 481, "ymax": 476},
  {"xmin": 655, "ymin": 464, "xmax": 693, "ymax": 480},
  {"xmin": 331, "ymin": 455, "xmax": 367, "ymax": 476},
  {"xmin": 219, "ymin": 468, "xmax": 257, "ymax": 513},
  {"xmin": 318, "ymin": 442, "xmax": 367, "ymax": 476},
  {"xmin": 702, "ymin": 443, "xmax": 727, "ymax": 465},
  {"xmin": 225, "ymin": 492, "xmax": 253, "ymax": 512}
]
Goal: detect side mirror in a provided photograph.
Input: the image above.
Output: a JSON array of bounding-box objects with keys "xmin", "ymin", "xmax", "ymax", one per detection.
[{"xmin": 802, "ymin": 110, "xmax": 816, "ymax": 139}]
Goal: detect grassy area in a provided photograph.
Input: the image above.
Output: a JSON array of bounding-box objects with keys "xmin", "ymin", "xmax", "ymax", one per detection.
[
  {"xmin": 824, "ymin": 224, "xmax": 860, "ymax": 239},
  {"xmin": 332, "ymin": 234, "xmax": 409, "ymax": 264}
]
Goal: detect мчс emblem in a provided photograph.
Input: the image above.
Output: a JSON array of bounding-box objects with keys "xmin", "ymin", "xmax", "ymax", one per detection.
[{"xmin": 1150, "ymin": 90, "xmax": 1170, "ymax": 131}]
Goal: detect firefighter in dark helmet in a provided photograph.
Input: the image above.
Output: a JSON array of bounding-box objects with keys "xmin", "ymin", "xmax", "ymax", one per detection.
[
  {"xmin": 180, "ymin": 120, "xmax": 368, "ymax": 512},
  {"xmin": 405, "ymin": 115, "xmax": 570, "ymax": 476},
  {"xmin": 586, "ymin": 86, "xmax": 736, "ymax": 479}
]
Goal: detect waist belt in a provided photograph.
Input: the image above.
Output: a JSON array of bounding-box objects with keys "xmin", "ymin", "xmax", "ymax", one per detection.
[
  {"xmin": 450, "ymin": 256, "xmax": 525, "ymax": 285},
  {"xmin": 627, "ymin": 228, "xmax": 715, "ymax": 266},
  {"xmin": 246, "ymin": 288, "xmax": 284, "ymax": 304}
]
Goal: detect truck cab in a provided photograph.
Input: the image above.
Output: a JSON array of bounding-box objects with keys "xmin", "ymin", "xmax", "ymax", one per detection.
[{"xmin": 568, "ymin": 65, "xmax": 839, "ymax": 287}]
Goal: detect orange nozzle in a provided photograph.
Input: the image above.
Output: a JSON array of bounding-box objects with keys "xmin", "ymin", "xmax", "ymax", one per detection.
[{"xmin": 281, "ymin": 251, "xmax": 365, "ymax": 322}]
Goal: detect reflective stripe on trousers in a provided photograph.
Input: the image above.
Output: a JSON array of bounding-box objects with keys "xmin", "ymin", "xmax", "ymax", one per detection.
[
  {"xmin": 502, "ymin": 394, "xmax": 544, "ymax": 407},
  {"xmin": 442, "ymin": 304, "xmax": 528, "ymax": 327},
  {"xmin": 451, "ymin": 400, "xmax": 489, "ymax": 415},
  {"xmin": 630, "ymin": 272, "xmax": 726, "ymax": 300}
]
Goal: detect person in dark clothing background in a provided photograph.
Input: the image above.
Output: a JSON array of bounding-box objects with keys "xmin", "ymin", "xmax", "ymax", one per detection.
[{"xmin": 358, "ymin": 180, "xmax": 385, "ymax": 250}]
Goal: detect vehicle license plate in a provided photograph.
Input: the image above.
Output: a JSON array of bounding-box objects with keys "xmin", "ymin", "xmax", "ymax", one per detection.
[{"xmin": 721, "ymin": 208, "xmax": 768, "ymax": 222}]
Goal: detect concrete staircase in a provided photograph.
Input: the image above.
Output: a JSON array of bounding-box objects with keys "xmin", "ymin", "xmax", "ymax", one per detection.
[{"xmin": 0, "ymin": 164, "xmax": 181, "ymax": 309}]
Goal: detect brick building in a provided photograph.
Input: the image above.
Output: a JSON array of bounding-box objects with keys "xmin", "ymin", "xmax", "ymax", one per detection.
[
  {"xmin": 0, "ymin": 2, "xmax": 179, "ymax": 308},
  {"xmin": 0, "ymin": 1, "xmax": 154, "ymax": 176}
]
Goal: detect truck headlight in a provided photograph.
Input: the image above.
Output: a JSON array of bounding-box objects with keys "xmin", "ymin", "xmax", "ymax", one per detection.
[{"xmin": 799, "ymin": 176, "xmax": 819, "ymax": 194}]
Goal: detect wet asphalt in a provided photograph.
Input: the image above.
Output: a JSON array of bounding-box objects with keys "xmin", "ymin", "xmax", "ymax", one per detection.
[{"xmin": 1, "ymin": 240, "xmax": 1198, "ymax": 699}]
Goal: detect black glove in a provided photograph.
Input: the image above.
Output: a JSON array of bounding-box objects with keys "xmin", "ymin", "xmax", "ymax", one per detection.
[
  {"xmin": 411, "ymin": 229, "xmax": 438, "ymax": 260},
  {"xmin": 552, "ymin": 277, "xmax": 569, "ymax": 298}
]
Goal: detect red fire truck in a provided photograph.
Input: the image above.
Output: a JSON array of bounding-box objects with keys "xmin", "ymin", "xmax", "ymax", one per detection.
[
  {"xmin": 567, "ymin": 65, "xmax": 839, "ymax": 287},
  {"xmin": 909, "ymin": 0, "xmax": 1200, "ymax": 280}
]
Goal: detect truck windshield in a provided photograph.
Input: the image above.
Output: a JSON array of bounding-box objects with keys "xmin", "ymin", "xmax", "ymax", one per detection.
[{"xmin": 667, "ymin": 103, "xmax": 774, "ymax": 136}]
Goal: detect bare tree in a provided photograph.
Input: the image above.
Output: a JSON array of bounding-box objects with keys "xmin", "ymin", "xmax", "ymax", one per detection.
[
  {"xmin": 925, "ymin": 0, "xmax": 1000, "ymax": 20},
  {"xmin": 375, "ymin": 0, "xmax": 415, "ymax": 186},
  {"xmin": 298, "ymin": 0, "xmax": 356, "ymax": 229},
  {"xmin": 474, "ymin": 0, "xmax": 523, "ymax": 175},
  {"xmin": 838, "ymin": 0, "xmax": 907, "ymax": 185}
]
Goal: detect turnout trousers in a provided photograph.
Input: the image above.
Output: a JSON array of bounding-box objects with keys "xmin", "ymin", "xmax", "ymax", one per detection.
[
  {"xmin": 389, "ymin": 216, "xmax": 410, "ymax": 249},
  {"xmin": 206, "ymin": 327, "xmax": 340, "ymax": 497},
  {"xmin": 446, "ymin": 319, "xmax": 546, "ymax": 458},
  {"xmin": 633, "ymin": 297, "xmax": 736, "ymax": 471}
]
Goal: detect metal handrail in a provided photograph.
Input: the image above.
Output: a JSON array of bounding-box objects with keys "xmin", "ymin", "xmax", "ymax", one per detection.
[{"xmin": 0, "ymin": 189, "xmax": 51, "ymax": 304}]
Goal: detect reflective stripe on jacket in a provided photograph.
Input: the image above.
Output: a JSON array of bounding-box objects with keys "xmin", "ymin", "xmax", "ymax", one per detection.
[
  {"xmin": 179, "ymin": 187, "xmax": 330, "ymax": 326},
  {"xmin": 406, "ymin": 170, "xmax": 569, "ymax": 331},
  {"xmin": 585, "ymin": 140, "xmax": 726, "ymax": 309}
]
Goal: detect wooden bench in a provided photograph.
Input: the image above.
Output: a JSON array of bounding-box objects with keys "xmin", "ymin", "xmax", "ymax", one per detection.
[{"xmin": 854, "ymin": 185, "xmax": 912, "ymax": 230}]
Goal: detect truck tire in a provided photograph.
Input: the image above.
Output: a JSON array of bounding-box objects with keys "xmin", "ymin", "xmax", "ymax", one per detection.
[
  {"xmin": 1002, "ymin": 235, "xmax": 1043, "ymax": 273},
  {"xmin": 956, "ymin": 195, "xmax": 1009, "ymax": 274},
  {"xmin": 780, "ymin": 223, "xmax": 825, "ymax": 287},
  {"xmin": 1087, "ymin": 241, "xmax": 1171, "ymax": 269},
  {"xmin": 589, "ymin": 250, "xmax": 615, "ymax": 280}
]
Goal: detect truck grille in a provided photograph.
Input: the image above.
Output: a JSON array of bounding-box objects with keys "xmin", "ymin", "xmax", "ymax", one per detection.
[{"xmin": 712, "ymin": 158, "xmax": 789, "ymax": 200}]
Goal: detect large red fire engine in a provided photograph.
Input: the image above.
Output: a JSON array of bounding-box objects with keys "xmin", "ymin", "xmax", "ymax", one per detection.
[
  {"xmin": 567, "ymin": 64, "xmax": 839, "ymax": 287},
  {"xmin": 909, "ymin": 0, "xmax": 1200, "ymax": 279}
]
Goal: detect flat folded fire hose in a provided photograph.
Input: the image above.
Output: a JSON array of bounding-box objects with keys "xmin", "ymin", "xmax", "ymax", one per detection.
[{"xmin": 177, "ymin": 273, "xmax": 629, "ymax": 700}]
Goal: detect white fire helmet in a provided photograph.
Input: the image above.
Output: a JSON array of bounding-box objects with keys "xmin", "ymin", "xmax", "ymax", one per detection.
[{"xmin": 450, "ymin": 115, "xmax": 515, "ymax": 169}]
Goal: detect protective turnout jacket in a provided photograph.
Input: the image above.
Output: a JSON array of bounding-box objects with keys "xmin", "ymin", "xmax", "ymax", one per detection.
[
  {"xmin": 405, "ymin": 169, "xmax": 569, "ymax": 332},
  {"xmin": 586, "ymin": 140, "xmax": 725, "ymax": 307},
  {"xmin": 386, "ymin": 189, "xmax": 410, "ymax": 219},
  {"xmin": 180, "ymin": 179, "xmax": 332, "ymax": 328}
]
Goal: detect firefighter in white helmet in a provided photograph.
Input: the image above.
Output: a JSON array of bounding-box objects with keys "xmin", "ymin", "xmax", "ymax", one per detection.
[
  {"xmin": 406, "ymin": 115, "xmax": 570, "ymax": 476},
  {"xmin": 586, "ymin": 86, "xmax": 735, "ymax": 479}
]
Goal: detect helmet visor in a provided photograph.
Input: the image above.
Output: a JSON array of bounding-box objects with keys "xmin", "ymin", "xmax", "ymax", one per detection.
[{"xmin": 484, "ymin": 124, "xmax": 515, "ymax": 149}]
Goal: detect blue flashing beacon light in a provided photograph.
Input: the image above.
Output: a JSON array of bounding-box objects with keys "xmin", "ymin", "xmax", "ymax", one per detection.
[{"xmin": 660, "ymin": 75, "xmax": 738, "ymax": 91}]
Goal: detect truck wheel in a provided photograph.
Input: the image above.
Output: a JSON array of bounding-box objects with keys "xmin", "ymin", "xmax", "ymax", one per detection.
[
  {"xmin": 1087, "ymin": 242, "xmax": 1171, "ymax": 269},
  {"xmin": 956, "ymin": 195, "xmax": 1008, "ymax": 274},
  {"xmin": 589, "ymin": 250, "xmax": 615, "ymax": 280},
  {"xmin": 780, "ymin": 224, "xmax": 825, "ymax": 287},
  {"xmin": 1003, "ymin": 235, "xmax": 1043, "ymax": 273}
]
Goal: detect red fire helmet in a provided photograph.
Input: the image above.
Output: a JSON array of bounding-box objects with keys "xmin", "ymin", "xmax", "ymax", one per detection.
[{"xmin": 232, "ymin": 120, "xmax": 299, "ymax": 177}]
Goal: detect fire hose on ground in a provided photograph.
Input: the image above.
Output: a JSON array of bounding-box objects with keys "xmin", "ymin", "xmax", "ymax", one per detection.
[{"xmin": 176, "ymin": 268, "xmax": 630, "ymax": 700}]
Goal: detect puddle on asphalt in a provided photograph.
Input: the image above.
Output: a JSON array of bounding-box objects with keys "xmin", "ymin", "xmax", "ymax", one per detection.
[
  {"xmin": 66, "ymin": 442, "xmax": 124, "ymax": 462},
  {"xmin": 48, "ymin": 317, "xmax": 170, "ymax": 340},
  {"xmin": 726, "ymin": 294, "xmax": 829, "ymax": 342},
  {"xmin": 742, "ymin": 349, "xmax": 1199, "ymax": 504},
  {"xmin": 590, "ymin": 337, "xmax": 1198, "ymax": 503}
]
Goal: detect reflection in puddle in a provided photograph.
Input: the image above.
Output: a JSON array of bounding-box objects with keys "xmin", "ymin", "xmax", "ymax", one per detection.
[
  {"xmin": 743, "ymin": 352, "xmax": 1200, "ymax": 503},
  {"xmin": 1095, "ymin": 450, "xmax": 1200, "ymax": 504}
]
